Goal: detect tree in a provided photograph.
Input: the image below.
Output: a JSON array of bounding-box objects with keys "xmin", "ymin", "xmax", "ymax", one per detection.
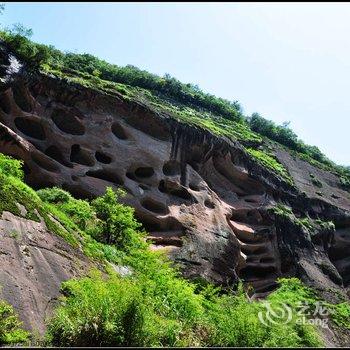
[
  {"xmin": 9, "ymin": 23, "xmax": 33, "ymax": 38},
  {"xmin": 91, "ymin": 187, "xmax": 141, "ymax": 248},
  {"xmin": 281, "ymin": 121, "xmax": 291, "ymax": 128}
]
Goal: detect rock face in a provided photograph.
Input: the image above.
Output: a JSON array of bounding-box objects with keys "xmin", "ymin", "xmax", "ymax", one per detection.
[
  {"xmin": 0, "ymin": 210, "xmax": 92, "ymax": 335},
  {"xmin": 0, "ymin": 45, "xmax": 349, "ymax": 307}
]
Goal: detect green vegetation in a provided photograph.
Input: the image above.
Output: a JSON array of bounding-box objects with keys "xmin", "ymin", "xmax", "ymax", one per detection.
[
  {"xmin": 0, "ymin": 17, "xmax": 349, "ymax": 343},
  {"xmin": 0, "ymin": 153, "xmax": 24, "ymax": 180},
  {"xmin": 270, "ymin": 204, "xmax": 335, "ymax": 233},
  {"xmin": 249, "ymin": 113, "xmax": 333, "ymax": 167},
  {"xmin": 0, "ymin": 299, "xmax": 30, "ymax": 346},
  {"xmin": 46, "ymin": 271, "xmax": 323, "ymax": 347},
  {"xmin": 90, "ymin": 187, "xmax": 142, "ymax": 248},
  {"xmin": 245, "ymin": 148, "xmax": 293, "ymax": 185},
  {"xmin": 0, "ymin": 154, "xmax": 349, "ymax": 346},
  {"xmin": 329, "ymin": 302, "xmax": 350, "ymax": 329},
  {"xmin": 340, "ymin": 176, "xmax": 350, "ymax": 191}
]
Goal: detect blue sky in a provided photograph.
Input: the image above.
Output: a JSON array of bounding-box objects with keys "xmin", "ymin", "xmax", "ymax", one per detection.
[{"xmin": 1, "ymin": 2, "xmax": 349, "ymax": 165}]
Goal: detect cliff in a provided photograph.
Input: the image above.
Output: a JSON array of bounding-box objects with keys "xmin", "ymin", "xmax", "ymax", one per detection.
[{"xmin": 0, "ymin": 42, "xmax": 349, "ymax": 345}]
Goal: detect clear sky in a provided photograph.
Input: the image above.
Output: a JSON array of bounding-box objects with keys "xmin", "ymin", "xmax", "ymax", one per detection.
[{"xmin": 1, "ymin": 2, "xmax": 349, "ymax": 165}]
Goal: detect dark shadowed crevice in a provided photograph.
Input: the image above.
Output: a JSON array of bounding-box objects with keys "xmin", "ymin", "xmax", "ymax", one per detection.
[
  {"xmin": 31, "ymin": 153, "xmax": 60, "ymax": 173},
  {"xmin": 51, "ymin": 109, "xmax": 85, "ymax": 135},
  {"xmin": 163, "ymin": 160, "xmax": 181, "ymax": 176},
  {"xmin": 86, "ymin": 169, "xmax": 124, "ymax": 186},
  {"xmin": 141, "ymin": 198, "xmax": 169, "ymax": 215},
  {"xmin": 158, "ymin": 179, "xmax": 194, "ymax": 201},
  {"xmin": 45, "ymin": 145, "xmax": 73, "ymax": 168},
  {"xmin": 189, "ymin": 183, "xmax": 201, "ymax": 191},
  {"xmin": 111, "ymin": 121, "xmax": 128, "ymax": 140},
  {"xmin": 126, "ymin": 171, "xmax": 137, "ymax": 181},
  {"xmin": 12, "ymin": 85, "xmax": 32, "ymax": 112},
  {"xmin": 0, "ymin": 93, "xmax": 11, "ymax": 114},
  {"xmin": 14, "ymin": 117, "xmax": 46, "ymax": 140},
  {"xmin": 135, "ymin": 167, "xmax": 155, "ymax": 178},
  {"xmin": 70, "ymin": 144, "xmax": 95, "ymax": 166},
  {"xmin": 95, "ymin": 151, "xmax": 112, "ymax": 164},
  {"xmin": 204, "ymin": 199, "xmax": 215, "ymax": 209}
]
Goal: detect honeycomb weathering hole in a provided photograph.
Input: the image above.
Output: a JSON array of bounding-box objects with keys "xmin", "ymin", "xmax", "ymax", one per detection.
[
  {"xmin": 45, "ymin": 145, "xmax": 73, "ymax": 168},
  {"xmin": 70, "ymin": 144, "xmax": 95, "ymax": 166},
  {"xmin": 111, "ymin": 122, "xmax": 128, "ymax": 140},
  {"xmin": 158, "ymin": 179, "xmax": 194, "ymax": 201},
  {"xmin": 163, "ymin": 160, "xmax": 181, "ymax": 176},
  {"xmin": 189, "ymin": 183, "xmax": 201, "ymax": 191},
  {"xmin": 141, "ymin": 198, "xmax": 169, "ymax": 215},
  {"xmin": 204, "ymin": 199, "xmax": 215, "ymax": 209},
  {"xmin": 51, "ymin": 109, "xmax": 85, "ymax": 135},
  {"xmin": 14, "ymin": 117, "xmax": 46, "ymax": 140},
  {"xmin": 12, "ymin": 85, "xmax": 32, "ymax": 112},
  {"xmin": 86, "ymin": 169, "xmax": 124, "ymax": 186},
  {"xmin": 135, "ymin": 167, "xmax": 155, "ymax": 178},
  {"xmin": 31, "ymin": 153, "xmax": 60, "ymax": 173},
  {"xmin": 0, "ymin": 93, "xmax": 11, "ymax": 114},
  {"xmin": 95, "ymin": 151, "xmax": 112, "ymax": 164}
]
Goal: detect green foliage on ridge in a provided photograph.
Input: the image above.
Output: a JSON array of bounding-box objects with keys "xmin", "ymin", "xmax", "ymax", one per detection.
[{"xmin": 245, "ymin": 147, "xmax": 294, "ymax": 185}]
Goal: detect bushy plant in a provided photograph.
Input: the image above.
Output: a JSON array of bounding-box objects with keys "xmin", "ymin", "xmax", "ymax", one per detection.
[
  {"xmin": 0, "ymin": 300, "xmax": 30, "ymax": 345},
  {"xmin": 91, "ymin": 187, "xmax": 142, "ymax": 249},
  {"xmin": 329, "ymin": 302, "xmax": 350, "ymax": 329},
  {"xmin": 0, "ymin": 153, "xmax": 24, "ymax": 180},
  {"xmin": 205, "ymin": 280, "xmax": 322, "ymax": 347},
  {"xmin": 37, "ymin": 187, "xmax": 94, "ymax": 230},
  {"xmin": 37, "ymin": 187, "xmax": 73, "ymax": 204},
  {"xmin": 46, "ymin": 270, "xmax": 145, "ymax": 347},
  {"xmin": 245, "ymin": 147, "xmax": 293, "ymax": 184},
  {"xmin": 340, "ymin": 176, "xmax": 350, "ymax": 191}
]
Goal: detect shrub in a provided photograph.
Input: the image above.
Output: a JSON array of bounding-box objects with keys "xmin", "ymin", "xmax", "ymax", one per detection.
[
  {"xmin": 206, "ymin": 280, "xmax": 322, "ymax": 347},
  {"xmin": 340, "ymin": 176, "xmax": 350, "ymax": 191},
  {"xmin": 330, "ymin": 302, "xmax": 350, "ymax": 329},
  {"xmin": 37, "ymin": 187, "xmax": 73, "ymax": 204},
  {"xmin": 37, "ymin": 187, "xmax": 94, "ymax": 230},
  {"xmin": 245, "ymin": 147, "xmax": 293, "ymax": 184},
  {"xmin": 0, "ymin": 300, "xmax": 30, "ymax": 345},
  {"xmin": 91, "ymin": 187, "xmax": 142, "ymax": 249},
  {"xmin": 0, "ymin": 153, "xmax": 24, "ymax": 180},
  {"xmin": 46, "ymin": 270, "xmax": 145, "ymax": 347}
]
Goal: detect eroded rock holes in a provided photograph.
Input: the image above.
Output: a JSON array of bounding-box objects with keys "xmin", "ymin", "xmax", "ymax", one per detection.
[
  {"xmin": 14, "ymin": 117, "xmax": 45, "ymax": 140},
  {"xmin": 70, "ymin": 144, "xmax": 95, "ymax": 166},
  {"xmin": 51, "ymin": 109, "xmax": 85, "ymax": 135}
]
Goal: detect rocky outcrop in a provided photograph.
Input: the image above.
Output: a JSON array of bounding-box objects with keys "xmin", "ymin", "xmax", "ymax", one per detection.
[
  {"xmin": 0, "ymin": 210, "xmax": 92, "ymax": 335},
  {"xmin": 0, "ymin": 45, "xmax": 349, "ymax": 309}
]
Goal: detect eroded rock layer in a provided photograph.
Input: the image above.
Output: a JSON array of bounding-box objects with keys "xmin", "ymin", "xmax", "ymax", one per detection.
[{"xmin": 0, "ymin": 46, "xmax": 349, "ymax": 303}]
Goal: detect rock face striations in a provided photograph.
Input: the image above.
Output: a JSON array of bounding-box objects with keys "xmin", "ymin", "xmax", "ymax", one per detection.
[{"xmin": 0, "ymin": 43, "xmax": 349, "ymax": 307}]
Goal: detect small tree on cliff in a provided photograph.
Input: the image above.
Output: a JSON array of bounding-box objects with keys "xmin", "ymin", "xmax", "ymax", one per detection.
[{"xmin": 91, "ymin": 187, "xmax": 142, "ymax": 249}]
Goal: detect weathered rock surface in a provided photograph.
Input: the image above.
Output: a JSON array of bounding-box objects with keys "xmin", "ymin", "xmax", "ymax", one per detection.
[
  {"xmin": 0, "ymin": 211, "xmax": 92, "ymax": 335},
  {"xmin": 0, "ymin": 44, "xmax": 349, "ymax": 339}
]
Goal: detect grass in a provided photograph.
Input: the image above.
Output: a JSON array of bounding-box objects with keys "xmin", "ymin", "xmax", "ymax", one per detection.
[{"xmin": 245, "ymin": 147, "xmax": 294, "ymax": 185}]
